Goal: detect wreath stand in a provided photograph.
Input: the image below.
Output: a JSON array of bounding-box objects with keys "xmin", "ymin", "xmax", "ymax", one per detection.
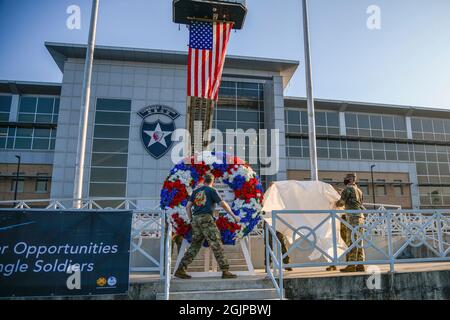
[{"xmin": 173, "ymin": 237, "xmax": 255, "ymax": 277}]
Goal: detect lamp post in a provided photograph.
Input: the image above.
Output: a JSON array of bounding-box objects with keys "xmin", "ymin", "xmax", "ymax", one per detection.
[
  {"xmin": 14, "ymin": 155, "xmax": 21, "ymax": 203},
  {"xmin": 73, "ymin": 0, "xmax": 100, "ymax": 208},
  {"xmin": 301, "ymin": 0, "xmax": 318, "ymax": 181},
  {"xmin": 370, "ymin": 164, "xmax": 376, "ymax": 209}
]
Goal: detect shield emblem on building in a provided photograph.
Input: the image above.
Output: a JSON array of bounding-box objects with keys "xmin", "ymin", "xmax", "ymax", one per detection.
[{"xmin": 138, "ymin": 105, "xmax": 180, "ymax": 159}]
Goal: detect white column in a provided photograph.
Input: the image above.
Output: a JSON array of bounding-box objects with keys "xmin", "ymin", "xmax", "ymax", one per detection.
[
  {"xmin": 9, "ymin": 94, "xmax": 19, "ymax": 122},
  {"xmin": 406, "ymin": 116, "xmax": 413, "ymax": 140},
  {"xmin": 339, "ymin": 111, "xmax": 346, "ymax": 136}
]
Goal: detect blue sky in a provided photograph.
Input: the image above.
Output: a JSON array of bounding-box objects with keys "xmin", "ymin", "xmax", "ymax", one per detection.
[{"xmin": 0, "ymin": 0, "xmax": 449, "ymax": 108}]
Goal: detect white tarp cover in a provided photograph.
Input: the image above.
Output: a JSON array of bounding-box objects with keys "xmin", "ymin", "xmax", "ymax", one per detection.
[{"xmin": 262, "ymin": 180, "xmax": 346, "ymax": 261}]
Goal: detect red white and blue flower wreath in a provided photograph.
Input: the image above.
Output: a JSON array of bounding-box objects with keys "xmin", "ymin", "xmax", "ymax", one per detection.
[{"xmin": 160, "ymin": 151, "xmax": 264, "ymax": 245}]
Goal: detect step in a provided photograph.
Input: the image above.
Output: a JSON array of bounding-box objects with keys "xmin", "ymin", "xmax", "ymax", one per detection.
[
  {"xmin": 168, "ymin": 277, "xmax": 275, "ymax": 292},
  {"xmin": 172, "ymin": 252, "xmax": 245, "ymax": 260},
  {"xmin": 156, "ymin": 288, "xmax": 280, "ymax": 300},
  {"xmin": 172, "ymin": 265, "xmax": 250, "ymax": 272},
  {"xmin": 171, "ymin": 258, "xmax": 247, "ymax": 267}
]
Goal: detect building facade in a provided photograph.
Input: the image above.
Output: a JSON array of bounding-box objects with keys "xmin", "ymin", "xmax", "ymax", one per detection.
[{"xmin": 1, "ymin": 42, "xmax": 450, "ymax": 209}]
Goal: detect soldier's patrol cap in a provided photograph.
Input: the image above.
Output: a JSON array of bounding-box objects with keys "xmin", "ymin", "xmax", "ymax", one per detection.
[{"xmin": 345, "ymin": 173, "xmax": 357, "ymax": 180}]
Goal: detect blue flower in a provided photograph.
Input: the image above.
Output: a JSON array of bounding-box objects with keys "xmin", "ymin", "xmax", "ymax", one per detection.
[{"xmin": 231, "ymin": 175, "xmax": 246, "ymax": 190}]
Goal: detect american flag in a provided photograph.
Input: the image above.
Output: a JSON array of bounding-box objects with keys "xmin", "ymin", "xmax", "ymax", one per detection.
[{"xmin": 188, "ymin": 21, "xmax": 234, "ymax": 101}]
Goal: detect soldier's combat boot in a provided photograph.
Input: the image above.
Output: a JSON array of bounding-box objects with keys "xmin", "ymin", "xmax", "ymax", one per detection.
[
  {"xmin": 340, "ymin": 265, "xmax": 358, "ymax": 273},
  {"xmin": 356, "ymin": 265, "xmax": 366, "ymax": 272},
  {"xmin": 222, "ymin": 270, "xmax": 238, "ymax": 279},
  {"xmin": 326, "ymin": 266, "xmax": 337, "ymax": 271},
  {"xmin": 174, "ymin": 266, "xmax": 192, "ymax": 279}
]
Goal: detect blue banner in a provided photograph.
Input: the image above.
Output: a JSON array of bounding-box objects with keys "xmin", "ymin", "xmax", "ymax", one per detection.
[{"xmin": 0, "ymin": 210, "xmax": 132, "ymax": 298}]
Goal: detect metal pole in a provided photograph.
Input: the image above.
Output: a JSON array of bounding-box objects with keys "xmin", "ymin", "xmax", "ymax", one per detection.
[
  {"xmin": 371, "ymin": 164, "xmax": 376, "ymax": 209},
  {"xmin": 14, "ymin": 155, "xmax": 21, "ymax": 202},
  {"xmin": 73, "ymin": 0, "xmax": 100, "ymax": 208},
  {"xmin": 302, "ymin": 0, "xmax": 318, "ymax": 181}
]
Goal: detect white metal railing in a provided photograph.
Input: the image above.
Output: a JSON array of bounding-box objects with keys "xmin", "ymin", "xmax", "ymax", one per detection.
[
  {"xmin": 164, "ymin": 215, "xmax": 173, "ymax": 300},
  {"xmin": 265, "ymin": 209, "xmax": 450, "ymax": 299},
  {"xmin": 265, "ymin": 223, "xmax": 284, "ymax": 299},
  {"xmin": 0, "ymin": 198, "xmax": 165, "ymax": 274}
]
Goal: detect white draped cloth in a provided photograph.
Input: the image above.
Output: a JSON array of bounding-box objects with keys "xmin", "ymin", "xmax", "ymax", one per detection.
[{"xmin": 262, "ymin": 180, "xmax": 346, "ymax": 261}]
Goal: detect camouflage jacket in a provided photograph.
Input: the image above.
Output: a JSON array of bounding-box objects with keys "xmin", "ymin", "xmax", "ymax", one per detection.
[{"xmin": 336, "ymin": 184, "xmax": 365, "ymax": 210}]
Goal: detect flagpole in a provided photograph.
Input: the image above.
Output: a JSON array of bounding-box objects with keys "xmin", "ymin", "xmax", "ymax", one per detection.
[
  {"xmin": 302, "ymin": 0, "xmax": 318, "ymax": 181},
  {"xmin": 73, "ymin": 0, "xmax": 100, "ymax": 208}
]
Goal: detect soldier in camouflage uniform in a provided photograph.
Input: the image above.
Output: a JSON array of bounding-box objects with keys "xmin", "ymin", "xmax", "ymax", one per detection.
[
  {"xmin": 336, "ymin": 173, "xmax": 366, "ymax": 273},
  {"xmin": 175, "ymin": 173, "xmax": 240, "ymax": 279}
]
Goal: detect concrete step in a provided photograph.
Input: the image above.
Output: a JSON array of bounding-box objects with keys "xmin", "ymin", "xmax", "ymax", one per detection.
[
  {"xmin": 172, "ymin": 265, "xmax": 250, "ymax": 272},
  {"xmin": 169, "ymin": 277, "xmax": 275, "ymax": 292},
  {"xmin": 157, "ymin": 288, "xmax": 280, "ymax": 300},
  {"xmin": 172, "ymin": 252, "xmax": 245, "ymax": 260}
]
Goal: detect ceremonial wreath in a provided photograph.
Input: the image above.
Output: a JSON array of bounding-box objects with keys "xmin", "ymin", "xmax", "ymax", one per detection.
[{"xmin": 160, "ymin": 152, "xmax": 264, "ymax": 245}]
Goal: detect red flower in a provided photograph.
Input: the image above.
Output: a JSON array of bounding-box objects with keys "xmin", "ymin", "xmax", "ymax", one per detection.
[
  {"xmin": 173, "ymin": 213, "xmax": 192, "ymax": 236},
  {"xmin": 216, "ymin": 216, "xmax": 241, "ymax": 233}
]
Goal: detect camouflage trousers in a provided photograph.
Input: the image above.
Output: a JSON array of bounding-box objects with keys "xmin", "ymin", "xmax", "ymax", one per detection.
[
  {"xmin": 179, "ymin": 214, "xmax": 229, "ymax": 271},
  {"xmin": 341, "ymin": 214, "xmax": 365, "ymax": 263},
  {"xmin": 265, "ymin": 229, "xmax": 290, "ymax": 265}
]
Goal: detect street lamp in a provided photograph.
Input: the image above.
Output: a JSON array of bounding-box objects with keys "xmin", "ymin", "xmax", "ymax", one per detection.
[
  {"xmin": 14, "ymin": 155, "xmax": 21, "ymax": 203},
  {"xmin": 370, "ymin": 164, "xmax": 376, "ymax": 209}
]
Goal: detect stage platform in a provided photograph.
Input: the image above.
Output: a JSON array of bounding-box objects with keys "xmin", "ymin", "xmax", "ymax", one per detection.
[{"xmin": 128, "ymin": 262, "xmax": 450, "ymax": 300}]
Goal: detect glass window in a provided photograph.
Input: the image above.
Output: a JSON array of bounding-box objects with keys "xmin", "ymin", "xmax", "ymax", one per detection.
[
  {"xmin": 358, "ymin": 115, "xmax": 370, "ymax": 128},
  {"xmin": 382, "ymin": 116, "xmax": 394, "ymax": 130},
  {"xmin": 35, "ymin": 179, "xmax": 49, "ymax": 193},
  {"xmin": 219, "ymin": 87, "xmax": 236, "ymax": 97},
  {"xmin": 14, "ymin": 138, "xmax": 32, "ymax": 149},
  {"xmin": 18, "ymin": 96, "xmax": 59, "ymax": 124},
  {"xmin": 394, "ymin": 117, "xmax": 407, "ymax": 131},
  {"xmin": 94, "ymin": 125, "xmax": 130, "ymax": 139},
  {"xmin": 91, "ymin": 153, "xmax": 128, "ymax": 167},
  {"xmin": 34, "ymin": 128, "xmax": 51, "ymax": 138},
  {"xmin": 370, "ymin": 116, "xmax": 382, "ymax": 129},
  {"xmin": 345, "ymin": 114, "xmax": 357, "ymax": 128},
  {"xmin": 19, "ymin": 97, "xmax": 37, "ymax": 113},
  {"xmin": 393, "ymin": 180, "xmax": 403, "ymax": 197},
  {"xmin": 0, "ymin": 95, "xmax": 12, "ymax": 112},
  {"xmin": 237, "ymin": 88, "xmax": 260, "ymax": 100},
  {"xmin": 0, "ymin": 113, "xmax": 9, "ymax": 122},
  {"xmin": 287, "ymin": 110, "xmax": 300, "ymax": 125},
  {"xmin": 96, "ymin": 99, "xmax": 132, "ymax": 112},
  {"xmin": 411, "ymin": 118, "xmax": 422, "ymax": 132},
  {"xmin": 16, "ymin": 128, "xmax": 33, "ymax": 137},
  {"xmin": 95, "ymin": 111, "xmax": 131, "ymax": 125},
  {"xmin": 0, "ymin": 95, "xmax": 12, "ymax": 122},
  {"xmin": 90, "ymin": 168, "xmax": 127, "ymax": 183},
  {"xmin": 422, "ymin": 119, "xmax": 433, "ymax": 132},
  {"xmin": 54, "ymin": 98, "xmax": 60, "ymax": 114},
  {"xmin": 92, "ymin": 139, "xmax": 128, "ymax": 153},
  {"xmin": 327, "ymin": 113, "xmax": 339, "ymax": 127},
  {"xmin": 36, "ymin": 98, "xmax": 54, "ymax": 114},
  {"xmin": 329, "ymin": 148, "xmax": 341, "ymax": 158},
  {"xmin": 376, "ymin": 180, "xmax": 386, "ymax": 196},
  {"xmin": 32, "ymin": 139, "xmax": 50, "ymax": 150},
  {"xmin": 434, "ymin": 120, "xmax": 445, "ymax": 134},
  {"xmin": 359, "ymin": 180, "xmax": 370, "ymax": 196},
  {"xmin": 238, "ymin": 111, "xmax": 259, "ymax": 122},
  {"xmin": 90, "ymin": 98, "xmax": 131, "ymax": 199},
  {"xmin": 89, "ymin": 183, "xmax": 127, "ymax": 198},
  {"xmin": 315, "ymin": 112, "xmax": 326, "ymax": 126},
  {"xmin": 18, "ymin": 114, "xmax": 34, "ymax": 122},
  {"xmin": 35, "ymin": 114, "xmax": 53, "ymax": 123},
  {"xmin": 373, "ymin": 151, "xmax": 385, "ymax": 160},
  {"xmin": 10, "ymin": 178, "xmax": 24, "ymax": 192}
]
